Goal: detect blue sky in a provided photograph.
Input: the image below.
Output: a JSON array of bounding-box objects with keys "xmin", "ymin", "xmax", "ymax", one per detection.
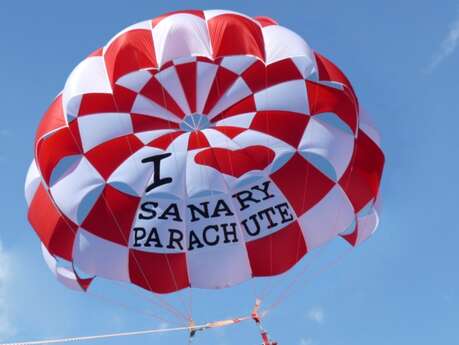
[{"xmin": 1, "ymin": 1, "xmax": 458, "ymax": 344}]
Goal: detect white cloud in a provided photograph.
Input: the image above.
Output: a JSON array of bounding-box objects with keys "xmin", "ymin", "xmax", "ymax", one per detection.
[
  {"xmin": 306, "ymin": 306, "xmax": 324, "ymax": 324},
  {"xmin": 0, "ymin": 241, "xmax": 15, "ymax": 340},
  {"xmin": 300, "ymin": 337, "xmax": 317, "ymax": 345},
  {"xmin": 427, "ymin": 11, "xmax": 459, "ymax": 72}
]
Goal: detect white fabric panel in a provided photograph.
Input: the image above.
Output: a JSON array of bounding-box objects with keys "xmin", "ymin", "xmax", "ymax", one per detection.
[
  {"xmin": 185, "ymin": 150, "xmax": 230, "ymax": 198},
  {"xmin": 116, "ymin": 70, "xmax": 153, "ymax": 92},
  {"xmin": 204, "ymin": 9, "xmax": 257, "ymax": 22},
  {"xmin": 214, "ymin": 112, "xmax": 256, "ymax": 128},
  {"xmin": 25, "ymin": 160, "xmax": 41, "ymax": 206},
  {"xmin": 299, "ymin": 116, "xmax": 354, "ymax": 180},
  {"xmin": 77, "ymin": 113, "xmax": 133, "ymax": 152},
  {"xmin": 187, "ymin": 239, "xmax": 252, "ymax": 288},
  {"xmin": 41, "ymin": 244, "xmax": 84, "ymax": 291},
  {"xmin": 196, "ymin": 61, "xmax": 218, "ymax": 113},
  {"xmin": 254, "ymin": 80, "xmax": 309, "ymax": 114},
  {"xmin": 63, "ymin": 57, "xmax": 112, "ymax": 116},
  {"xmin": 156, "ymin": 66, "xmax": 191, "ymax": 114},
  {"xmin": 234, "ymin": 178, "xmax": 296, "ymax": 241},
  {"xmin": 359, "ymin": 107, "xmax": 381, "ymax": 146},
  {"xmin": 201, "ymin": 128, "xmax": 239, "ymax": 149},
  {"xmin": 232, "ymin": 128, "xmax": 295, "ymax": 152},
  {"xmin": 220, "ymin": 56, "xmax": 257, "ymax": 75},
  {"xmin": 299, "ymin": 185, "xmax": 354, "ymax": 250},
  {"xmin": 153, "ymin": 13, "xmax": 212, "ymax": 66},
  {"xmin": 355, "ymin": 208, "xmax": 379, "ymax": 246},
  {"xmin": 291, "ymin": 56, "xmax": 317, "ymax": 80},
  {"xmin": 131, "ymin": 94, "xmax": 182, "ymax": 123},
  {"xmin": 144, "ymin": 148, "xmax": 188, "ymax": 198},
  {"xmin": 107, "ymin": 146, "xmax": 161, "ymax": 196},
  {"xmin": 50, "ymin": 156, "xmax": 104, "ymax": 224},
  {"xmin": 73, "ymin": 228, "xmax": 130, "ymax": 281},
  {"xmin": 134, "ymin": 129, "xmax": 176, "ymax": 144},
  {"xmin": 184, "ymin": 192, "xmax": 252, "ymax": 288},
  {"xmin": 262, "ymin": 25, "xmax": 315, "ymax": 65},
  {"xmin": 129, "ymin": 197, "xmax": 186, "ymax": 253},
  {"xmin": 208, "ymin": 77, "xmax": 252, "ymax": 118},
  {"xmin": 173, "ymin": 56, "xmax": 197, "ymax": 65}
]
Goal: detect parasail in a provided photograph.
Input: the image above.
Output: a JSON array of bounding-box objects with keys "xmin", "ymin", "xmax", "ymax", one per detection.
[{"xmin": 23, "ymin": 9, "xmax": 384, "ymax": 344}]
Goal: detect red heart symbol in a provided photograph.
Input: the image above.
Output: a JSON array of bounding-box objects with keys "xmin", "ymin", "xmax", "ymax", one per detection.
[{"xmin": 194, "ymin": 145, "xmax": 275, "ymax": 178}]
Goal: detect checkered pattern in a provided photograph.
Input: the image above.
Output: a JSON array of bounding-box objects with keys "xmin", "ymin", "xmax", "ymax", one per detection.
[{"xmin": 25, "ymin": 9, "xmax": 384, "ymax": 294}]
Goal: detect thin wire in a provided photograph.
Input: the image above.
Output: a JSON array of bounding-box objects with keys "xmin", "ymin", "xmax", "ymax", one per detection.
[
  {"xmin": 87, "ymin": 291, "xmax": 175, "ymax": 325},
  {"xmin": 155, "ymin": 67, "xmax": 194, "ymax": 321},
  {"xmin": 105, "ymin": 65, "xmax": 191, "ymax": 323},
  {"xmin": 0, "ymin": 316, "xmax": 253, "ymax": 345},
  {"xmin": 265, "ymin": 248, "xmax": 350, "ymax": 313}
]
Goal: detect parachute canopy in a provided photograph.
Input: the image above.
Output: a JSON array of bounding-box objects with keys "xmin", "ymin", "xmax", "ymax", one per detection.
[{"xmin": 25, "ymin": 9, "xmax": 384, "ymax": 295}]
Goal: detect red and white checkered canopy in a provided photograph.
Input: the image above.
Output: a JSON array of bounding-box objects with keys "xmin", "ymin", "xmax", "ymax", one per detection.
[{"xmin": 25, "ymin": 9, "xmax": 384, "ymax": 294}]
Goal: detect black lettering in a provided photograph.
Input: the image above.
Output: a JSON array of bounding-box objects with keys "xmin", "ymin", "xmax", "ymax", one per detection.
[
  {"xmin": 158, "ymin": 203, "xmax": 182, "ymax": 222},
  {"xmin": 142, "ymin": 153, "xmax": 173, "ymax": 192},
  {"xmin": 167, "ymin": 229, "xmax": 184, "ymax": 250},
  {"xmin": 133, "ymin": 227, "xmax": 146, "ymax": 247},
  {"xmin": 202, "ymin": 225, "xmax": 220, "ymax": 246},
  {"xmin": 232, "ymin": 190, "xmax": 260, "ymax": 211},
  {"xmin": 138, "ymin": 201, "xmax": 158, "ymax": 220},
  {"xmin": 188, "ymin": 202, "xmax": 210, "ymax": 222},
  {"xmin": 222, "ymin": 222, "xmax": 239, "ymax": 243},
  {"xmin": 241, "ymin": 215, "xmax": 261, "ymax": 236},
  {"xmin": 211, "ymin": 199, "xmax": 234, "ymax": 218},
  {"xmin": 275, "ymin": 203, "xmax": 294, "ymax": 223},
  {"xmin": 188, "ymin": 230, "xmax": 205, "ymax": 251},
  {"xmin": 251, "ymin": 181, "xmax": 275, "ymax": 201},
  {"xmin": 144, "ymin": 227, "xmax": 163, "ymax": 248},
  {"xmin": 257, "ymin": 207, "xmax": 278, "ymax": 229}
]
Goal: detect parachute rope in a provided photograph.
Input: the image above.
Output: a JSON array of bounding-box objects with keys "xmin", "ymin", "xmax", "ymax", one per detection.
[{"xmin": 0, "ymin": 316, "xmax": 253, "ymax": 345}]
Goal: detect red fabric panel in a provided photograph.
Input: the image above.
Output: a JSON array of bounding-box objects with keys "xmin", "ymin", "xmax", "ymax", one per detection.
[
  {"xmin": 241, "ymin": 58, "xmax": 303, "ymax": 93},
  {"xmin": 151, "ymin": 10, "xmax": 205, "ymax": 27},
  {"xmin": 254, "ymin": 16, "xmax": 278, "ymax": 27},
  {"xmin": 306, "ymin": 80, "xmax": 358, "ymax": 133},
  {"xmin": 36, "ymin": 127, "xmax": 82, "ymax": 185},
  {"xmin": 240, "ymin": 60, "xmax": 265, "ymax": 93},
  {"xmin": 175, "ymin": 62, "xmax": 197, "ymax": 113},
  {"xmin": 188, "ymin": 131, "xmax": 210, "ymax": 150},
  {"xmin": 339, "ymin": 130, "xmax": 384, "ymax": 212},
  {"xmin": 207, "ymin": 14, "xmax": 265, "ymax": 60},
  {"xmin": 81, "ymin": 185, "xmax": 140, "ymax": 246},
  {"xmin": 140, "ymin": 74, "xmax": 185, "ymax": 118},
  {"xmin": 270, "ymin": 153, "xmax": 334, "ymax": 216},
  {"xmin": 85, "ymin": 134, "xmax": 143, "ymax": 180},
  {"xmin": 129, "ymin": 250, "xmax": 189, "ymax": 293},
  {"xmin": 131, "ymin": 114, "xmax": 179, "ymax": 132},
  {"xmin": 78, "ymin": 93, "xmax": 118, "ymax": 116},
  {"xmin": 266, "ymin": 59, "xmax": 303, "ymax": 86},
  {"xmin": 314, "ymin": 52, "xmax": 355, "ymax": 95},
  {"xmin": 212, "ymin": 95, "xmax": 256, "ymax": 122},
  {"xmin": 203, "ymin": 66, "xmax": 238, "ymax": 114},
  {"xmin": 341, "ymin": 220, "xmax": 358, "ymax": 246},
  {"xmin": 28, "ymin": 184, "xmax": 77, "ymax": 261},
  {"xmin": 35, "ymin": 95, "xmax": 66, "ymax": 144},
  {"xmin": 250, "ymin": 111, "xmax": 309, "ymax": 147},
  {"xmin": 194, "ymin": 146, "xmax": 274, "ymax": 178},
  {"xmin": 147, "ymin": 131, "xmax": 183, "ymax": 150},
  {"xmin": 104, "ymin": 29, "xmax": 157, "ymax": 84},
  {"xmin": 214, "ymin": 126, "xmax": 246, "ymax": 139},
  {"xmin": 112, "ymin": 84, "xmax": 138, "ymax": 113},
  {"xmin": 247, "ymin": 221, "xmax": 307, "ymax": 276},
  {"xmin": 88, "ymin": 47, "xmax": 103, "ymax": 57}
]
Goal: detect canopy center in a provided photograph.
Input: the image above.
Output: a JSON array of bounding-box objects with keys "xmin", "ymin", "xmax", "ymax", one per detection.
[{"xmin": 180, "ymin": 114, "xmax": 211, "ymax": 132}]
